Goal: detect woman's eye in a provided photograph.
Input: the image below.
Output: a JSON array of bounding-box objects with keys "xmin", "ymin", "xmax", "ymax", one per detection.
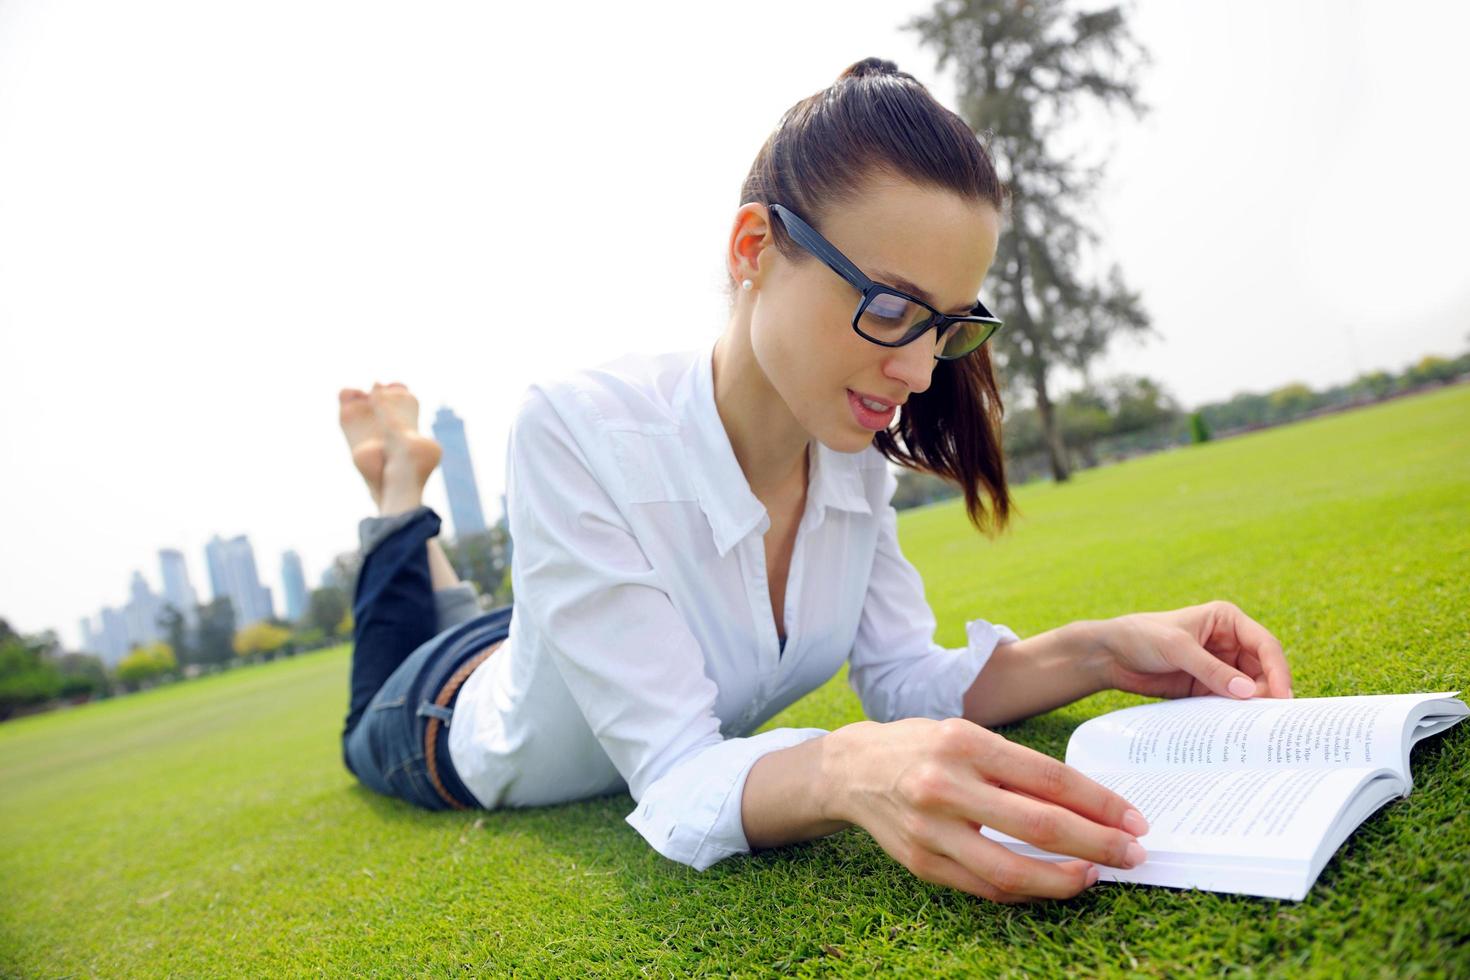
[{"xmin": 866, "ymin": 295, "xmax": 910, "ymax": 320}]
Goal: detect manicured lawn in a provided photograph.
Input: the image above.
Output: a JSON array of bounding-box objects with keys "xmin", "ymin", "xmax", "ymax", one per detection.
[{"xmin": 2, "ymin": 384, "xmax": 1466, "ymax": 976}]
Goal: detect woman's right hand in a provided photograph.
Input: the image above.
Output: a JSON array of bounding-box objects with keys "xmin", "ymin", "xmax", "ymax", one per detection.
[{"xmin": 828, "ymin": 717, "xmax": 1150, "ymax": 904}]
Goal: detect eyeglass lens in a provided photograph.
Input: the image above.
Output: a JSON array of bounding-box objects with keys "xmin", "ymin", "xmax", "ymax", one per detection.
[{"xmin": 858, "ymin": 290, "xmax": 992, "ymax": 359}]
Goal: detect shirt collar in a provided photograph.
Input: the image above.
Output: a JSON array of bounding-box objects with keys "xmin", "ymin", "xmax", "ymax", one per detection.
[{"xmin": 674, "ymin": 340, "xmax": 872, "ymax": 558}]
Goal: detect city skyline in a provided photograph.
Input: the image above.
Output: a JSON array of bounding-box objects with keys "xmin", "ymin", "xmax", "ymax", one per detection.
[
  {"xmin": 67, "ymin": 401, "xmax": 493, "ymax": 658},
  {"xmin": 78, "ymin": 534, "xmax": 296, "ymax": 663}
]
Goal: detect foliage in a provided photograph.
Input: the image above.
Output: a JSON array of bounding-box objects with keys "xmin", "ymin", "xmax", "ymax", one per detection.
[
  {"xmin": 157, "ymin": 602, "xmax": 195, "ymax": 666},
  {"xmin": 0, "ymin": 637, "xmax": 63, "ymax": 719},
  {"xmin": 1267, "ymin": 381, "xmax": 1317, "ymax": 421},
  {"xmin": 115, "ymin": 642, "xmax": 176, "ymax": 688},
  {"xmin": 321, "ymin": 551, "xmax": 363, "ymax": 597},
  {"xmin": 307, "ymin": 586, "xmax": 349, "ymax": 638},
  {"xmin": 441, "ymin": 526, "xmax": 514, "ymax": 605},
  {"xmin": 1403, "ymin": 354, "xmax": 1460, "ymax": 387},
  {"xmin": 892, "ymin": 467, "xmax": 962, "ymax": 510},
  {"xmin": 192, "ymin": 598, "xmax": 237, "ymax": 666},
  {"xmin": 1189, "ymin": 410, "xmax": 1211, "ymax": 444},
  {"xmin": 291, "ymin": 626, "xmax": 327, "ymax": 651},
  {"xmin": 233, "ymin": 622, "xmax": 293, "ymax": 659}
]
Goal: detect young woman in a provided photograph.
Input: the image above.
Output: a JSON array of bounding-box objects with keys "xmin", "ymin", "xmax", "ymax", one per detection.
[{"xmin": 336, "ymin": 57, "xmax": 1293, "ymax": 905}]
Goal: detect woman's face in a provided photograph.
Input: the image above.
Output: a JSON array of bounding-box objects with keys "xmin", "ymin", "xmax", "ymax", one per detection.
[{"xmin": 744, "ymin": 175, "xmax": 1002, "ymax": 455}]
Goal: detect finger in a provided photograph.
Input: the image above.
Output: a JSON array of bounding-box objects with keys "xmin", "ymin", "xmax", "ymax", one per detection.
[
  {"xmin": 972, "ymin": 735, "xmax": 1145, "ymax": 834},
  {"xmin": 936, "ymin": 822, "xmax": 1101, "ymax": 900},
  {"xmin": 1167, "ymin": 633, "xmax": 1260, "ymax": 700},
  {"xmin": 911, "ymin": 849, "xmax": 1042, "ymax": 905},
  {"xmin": 961, "ymin": 780, "xmax": 1143, "ymax": 871},
  {"xmin": 1226, "ymin": 608, "xmax": 1292, "ymax": 698}
]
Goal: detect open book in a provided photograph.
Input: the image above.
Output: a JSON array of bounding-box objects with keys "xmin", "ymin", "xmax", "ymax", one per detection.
[{"xmin": 979, "ymin": 691, "xmax": 1467, "ymax": 900}]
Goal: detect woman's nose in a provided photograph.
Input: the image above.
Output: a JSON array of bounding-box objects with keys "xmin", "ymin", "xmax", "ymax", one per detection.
[{"xmin": 881, "ymin": 333, "xmax": 938, "ymax": 396}]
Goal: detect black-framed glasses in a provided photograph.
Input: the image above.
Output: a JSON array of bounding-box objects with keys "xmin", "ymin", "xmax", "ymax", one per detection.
[{"xmin": 768, "ymin": 202, "xmax": 1003, "ymax": 361}]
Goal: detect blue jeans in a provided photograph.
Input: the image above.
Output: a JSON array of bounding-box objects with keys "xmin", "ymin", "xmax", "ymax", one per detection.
[{"xmin": 340, "ymin": 504, "xmax": 512, "ymax": 811}]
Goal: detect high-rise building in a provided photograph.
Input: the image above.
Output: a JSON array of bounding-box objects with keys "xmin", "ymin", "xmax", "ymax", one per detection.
[
  {"xmin": 204, "ymin": 534, "xmax": 274, "ymax": 628},
  {"xmin": 281, "ymin": 550, "xmax": 308, "ymax": 623},
  {"xmin": 431, "ymin": 406, "xmax": 487, "ymax": 538},
  {"xmin": 100, "ymin": 606, "xmax": 131, "ymax": 666},
  {"xmin": 158, "ymin": 548, "xmax": 200, "ymax": 627},
  {"xmin": 123, "ymin": 570, "xmax": 167, "ymax": 649},
  {"xmin": 78, "ymin": 617, "xmax": 101, "ymax": 662}
]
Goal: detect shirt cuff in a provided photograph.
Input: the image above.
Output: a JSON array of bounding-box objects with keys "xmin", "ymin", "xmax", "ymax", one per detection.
[
  {"xmin": 624, "ymin": 727, "xmax": 830, "ymax": 872},
  {"xmin": 937, "ymin": 618, "xmax": 1022, "ymax": 719}
]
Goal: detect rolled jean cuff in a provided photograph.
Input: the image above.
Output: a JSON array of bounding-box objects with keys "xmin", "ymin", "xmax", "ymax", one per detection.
[
  {"xmin": 434, "ymin": 582, "xmax": 483, "ymax": 631},
  {"xmin": 359, "ymin": 505, "xmax": 436, "ymax": 557}
]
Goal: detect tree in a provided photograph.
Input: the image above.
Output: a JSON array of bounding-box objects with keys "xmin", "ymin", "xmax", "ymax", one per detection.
[
  {"xmin": 308, "ymin": 586, "xmax": 349, "ymax": 638},
  {"xmin": 116, "ymin": 642, "xmax": 177, "ymax": 689},
  {"xmin": 893, "ymin": 467, "xmax": 963, "ymax": 510},
  {"xmin": 193, "ymin": 598, "xmax": 237, "ymax": 666},
  {"xmin": 1189, "ymin": 411, "xmax": 1212, "ymax": 444},
  {"xmin": 158, "ymin": 602, "xmax": 195, "ymax": 667},
  {"xmin": 1403, "ymin": 355, "xmax": 1458, "ymax": 387},
  {"xmin": 1057, "ymin": 388, "xmax": 1112, "ymax": 466},
  {"xmin": 908, "ymin": 0, "xmax": 1154, "ymax": 482},
  {"xmin": 321, "ymin": 551, "xmax": 363, "ymax": 597},
  {"xmin": 291, "ymin": 626, "xmax": 327, "ymax": 651},
  {"xmin": 1107, "ymin": 374, "xmax": 1181, "ymax": 434},
  {"xmin": 1348, "ymin": 370, "xmax": 1396, "ymax": 402},
  {"xmin": 233, "ymin": 622, "xmax": 293, "ymax": 660},
  {"xmin": 0, "ymin": 636, "xmax": 63, "ymax": 720},
  {"xmin": 1267, "ymin": 382, "xmax": 1317, "ymax": 422},
  {"xmin": 441, "ymin": 527, "xmax": 513, "ymax": 605}
]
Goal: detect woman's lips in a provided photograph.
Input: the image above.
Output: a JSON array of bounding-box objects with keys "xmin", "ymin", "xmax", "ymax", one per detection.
[{"xmin": 847, "ymin": 388, "xmax": 896, "ymax": 430}]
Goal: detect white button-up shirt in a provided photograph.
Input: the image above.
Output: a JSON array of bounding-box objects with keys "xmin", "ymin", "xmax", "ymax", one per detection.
[{"xmin": 447, "ymin": 339, "xmax": 1019, "ymax": 870}]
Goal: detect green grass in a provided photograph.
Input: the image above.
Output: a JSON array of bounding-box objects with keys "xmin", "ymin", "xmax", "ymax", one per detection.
[{"xmin": 3, "ymin": 384, "xmax": 1467, "ymax": 977}]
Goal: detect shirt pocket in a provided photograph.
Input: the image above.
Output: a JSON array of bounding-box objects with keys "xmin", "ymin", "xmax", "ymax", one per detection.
[{"xmin": 606, "ymin": 429, "xmax": 699, "ymax": 504}]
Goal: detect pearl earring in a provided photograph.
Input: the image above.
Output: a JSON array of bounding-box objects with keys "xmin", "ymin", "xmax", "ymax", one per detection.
[{"xmin": 741, "ymin": 278, "xmax": 753, "ymax": 291}]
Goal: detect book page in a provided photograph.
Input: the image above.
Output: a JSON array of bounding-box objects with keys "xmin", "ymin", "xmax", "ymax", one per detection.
[
  {"xmin": 980, "ymin": 765, "xmax": 1402, "ymax": 899},
  {"xmin": 985, "ymin": 766, "xmax": 1379, "ymax": 862},
  {"xmin": 1064, "ymin": 692, "xmax": 1459, "ymax": 778}
]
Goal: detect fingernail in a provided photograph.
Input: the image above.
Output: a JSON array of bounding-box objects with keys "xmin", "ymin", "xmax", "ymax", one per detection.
[
  {"xmin": 1228, "ymin": 676, "xmax": 1255, "ymax": 698},
  {"xmin": 1122, "ymin": 809, "xmax": 1150, "ymax": 836},
  {"xmin": 1125, "ymin": 842, "xmax": 1147, "ymax": 868},
  {"xmin": 1086, "ymin": 864, "xmax": 1100, "ymax": 886}
]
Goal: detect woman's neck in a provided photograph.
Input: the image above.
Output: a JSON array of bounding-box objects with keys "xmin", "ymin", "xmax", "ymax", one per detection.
[{"xmin": 710, "ymin": 331, "xmax": 811, "ymax": 501}]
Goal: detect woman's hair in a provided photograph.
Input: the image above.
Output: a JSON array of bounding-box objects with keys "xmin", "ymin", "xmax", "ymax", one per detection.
[{"xmin": 735, "ymin": 56, "xmax": 1013, "ymax": 536}]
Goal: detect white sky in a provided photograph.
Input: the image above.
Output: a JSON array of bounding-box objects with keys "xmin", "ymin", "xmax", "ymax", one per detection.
[{"xmin": 2, "ymin": 0, "xmax": 1466, "ymax": 647}]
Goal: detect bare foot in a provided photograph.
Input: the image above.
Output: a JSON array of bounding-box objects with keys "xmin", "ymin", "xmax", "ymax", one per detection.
[
  {"xmin": 339, "ymin": 387, "xmax": 386, "ymax": 508},
  {"xmin": 371, "ymin": 382, "xmax": 442, "ymax": 514}
]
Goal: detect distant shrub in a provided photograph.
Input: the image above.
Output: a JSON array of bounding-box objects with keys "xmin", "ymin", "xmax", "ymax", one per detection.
[
  {"xmin": 116, "ymin": 643, "xmax": 177, "ymax": 689},
  {"xmin": 1189, "ymin": 411, "xmax": 1212, "ymax": 444},
  {"xmin": 233, "ymin": 622, "xmax": 292, "ymax": 660}
]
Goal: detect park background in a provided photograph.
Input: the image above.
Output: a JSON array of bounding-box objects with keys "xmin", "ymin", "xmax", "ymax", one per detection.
[{"xmin": 1, "ymin": 0, "xmax": 1467, "ymax": 975}]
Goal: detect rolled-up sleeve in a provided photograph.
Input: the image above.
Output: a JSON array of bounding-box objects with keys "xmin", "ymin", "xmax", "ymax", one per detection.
[
  {"xmin": 506, "ymin": 385, "xmax": 828, "ymax": 871},
  {"xmin": 847, "ymin": 466, "xmax": 1020, "ymax": 723}
]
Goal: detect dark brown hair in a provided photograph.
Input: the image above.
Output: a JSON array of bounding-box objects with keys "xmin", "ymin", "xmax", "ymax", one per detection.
[{"xmin": 735, "ymin": 56, "xmax": 1013, "ymax": 535}]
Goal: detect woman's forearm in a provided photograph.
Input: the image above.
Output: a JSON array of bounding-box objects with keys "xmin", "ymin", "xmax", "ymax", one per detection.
[
  {"xmin": 740, "ymin": 727, "xmax": 857, "ymax": 850},
  {"xmin": 962, "ymin": 619, "xmax": 1114, "ymax": 729},
  {"xmin": 739, "ymin": 622, "xmax": 1116, "ymax": 850}
]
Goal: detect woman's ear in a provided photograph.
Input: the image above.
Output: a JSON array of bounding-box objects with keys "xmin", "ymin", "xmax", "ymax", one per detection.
[{"xmin": 727, "ymin": 202, "xmax": 774, "ymax": 288}]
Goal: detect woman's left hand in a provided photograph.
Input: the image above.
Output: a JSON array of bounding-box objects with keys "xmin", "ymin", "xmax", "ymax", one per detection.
[{"xmin": 1100, "ymin": 600, "xmax": 1293, "ymax": 701}]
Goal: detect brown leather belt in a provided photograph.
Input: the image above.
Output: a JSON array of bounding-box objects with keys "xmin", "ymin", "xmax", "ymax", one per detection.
[{"xmin": 423, "ymin": 639, "xmax": 504, "ymax": 810}]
